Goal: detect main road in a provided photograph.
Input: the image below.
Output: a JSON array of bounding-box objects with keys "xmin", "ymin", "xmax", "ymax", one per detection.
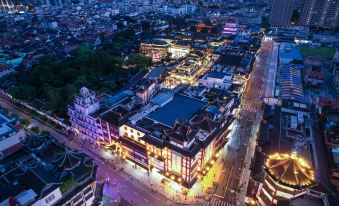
[{"xmin": 205, "ymin": 38, "xmax": 274, "ymax": 206}]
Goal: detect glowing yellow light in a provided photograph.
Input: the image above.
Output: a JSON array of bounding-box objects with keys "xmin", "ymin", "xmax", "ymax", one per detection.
[
  {"xmin": 206, "ymin": 166, "xmax": 210, "ymax": 171},
  {"xmin": 155, "ymin": 155, "xmax": 158, "ymax": 158},
  {"xmin": 211, "ymin": 160, "xmax": 215, "ymax": 164},
  {"xmin": 166, "ymin": 172, "xmax": 170, "ymax": 176},
  {"xmin": 147, "ymin": 151, "xmax": 151, "ymax": 155},
  {"xmin": 198, "ymin": 174, "xmax": 202, "ymax": 179},
  {"xmin": 202, "ymin": 170, "xmax": 206, "ymax": 175},
  {"xmin": 170, "ymin": 175, "xmax": 175, "ymax": 180},
  {"xmin": 215, "ymin": 153, "xmax": 220, "ymax": 158},
  {"xmin": 178, "ymin": 177, "xmax": 182, "ymax": 182}
]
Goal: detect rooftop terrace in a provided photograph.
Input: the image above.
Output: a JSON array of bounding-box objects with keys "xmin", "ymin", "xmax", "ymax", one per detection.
[{"xmin": 147, "ymin": 95, "xmax": 206, "ymax": 128}]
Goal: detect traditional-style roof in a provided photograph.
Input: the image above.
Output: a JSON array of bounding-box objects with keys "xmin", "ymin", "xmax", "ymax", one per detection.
[
  {"xmin": 164, "ymin": 120, "xmax": 197, "ymax": 144},
  {"xmin": 265, "ymin": 151, "xmax": 315, "ymax": 189},
  {"xmin": 23, "ymin": 135, "xmax": 45, "ymax": 151},
  {"xmin": 191, "ymin": 115, "xmax": 219, "ymax": 132},
  {"xmin": 54, "ymin": 149, "xmax": 82, "ymax": 170}
]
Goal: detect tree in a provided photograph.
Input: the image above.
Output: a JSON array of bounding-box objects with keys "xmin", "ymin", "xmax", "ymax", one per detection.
[
  {"xmin": 10, "ymin": 85, "xmax": 36, "ymax": 101},
  {"xmin": 20, "ymin": 118, "xmax": 30, "ymax": 128},
  {"xmin": 126, "ymin": 54, "xmax": 152, "ymax": 68},
  {"xmin": 261, "ymin": 17, "xmax": 270, "ymax": 33},
  {"xmin": 30, "ymin": 126, "xmax": 40, "ymax": 134}
]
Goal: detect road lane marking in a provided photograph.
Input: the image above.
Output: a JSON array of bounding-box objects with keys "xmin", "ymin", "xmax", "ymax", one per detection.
[
  {"xmin": 144, "ymin": 198, "xmax": 149, "ymax": 202},
  {"xmin": 133, "ymin": 191, "xmax": 138, "ymax": 195}
]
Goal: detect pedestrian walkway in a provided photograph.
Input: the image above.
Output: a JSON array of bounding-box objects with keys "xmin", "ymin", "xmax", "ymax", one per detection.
[
  {"xmin": 265, "ymin": 42, "xmax": 278, "ymax": 98},
  {"xmin": 204, "ymin": 197, "xmax": 234, "ymax": 206},
  {"xmin": 242, "ymin": 104, "xmax": 257, "ymax": 113}
]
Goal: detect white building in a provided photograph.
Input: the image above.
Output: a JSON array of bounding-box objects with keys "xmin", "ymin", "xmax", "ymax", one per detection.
[
  {"xmin": 199, "ymin": 66, "xmax": 233, "ymax": 90},
  {"xmin": 136, "ymin": 81, "xmax": 157, "ymax": 104},
  {"xmin": 0, "ymin": 109, "xmax": 26, "ymax": 158},
  {"xmin": 168, "ymin": 44, "xmax": 191, "ymax": 59},
  {"xmin": 68, "ymin": 87, "xmax": 103, "ymax": 143}
]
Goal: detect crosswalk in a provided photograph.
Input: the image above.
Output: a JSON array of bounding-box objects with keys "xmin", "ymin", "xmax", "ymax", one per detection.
[
  {"xmin": 242, "ymin": 104, "xmax": 258, "ymax": 113},
  {"xmin": 204, "ymin": 197, "xmax": 234, "ymax": 206}
]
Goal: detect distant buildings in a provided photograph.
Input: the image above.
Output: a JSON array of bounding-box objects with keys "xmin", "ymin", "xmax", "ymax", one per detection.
[
  {"xmin": 299, "ymin": 0, "xmax": 339, "ymax": 30},
  {"xmin": 269, "ymin": 0, "xmax": 339, "ymax": 29},
  {"xmin": 268, "ymin": 0, "xmax": 294, "ymax": 27},
  {"xmin": 0, "ymin": 134, "xmax": 98, "ymax": 206},
  {"xmin": 0, "ymin": 50, "xmax": 24, "ymax": 67}
]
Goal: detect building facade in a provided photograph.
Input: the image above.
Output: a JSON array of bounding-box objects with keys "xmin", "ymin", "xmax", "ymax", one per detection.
[
  {"xmin": 299, "ymin": 0, "xmax": 339, "ymax": 30},
  {"xmin": 68, "ymin": 87, "xmax": 103, "ymax": 143},
  {"xmin": 96, "ymin": 89, "xmax": 237, "ymax": 188},
  {"xmin": 268, "ymin": 0, "xmax": 294, "ymax": 27},
  {"xmin": 199, "ymin": 65, "xmax": 233, "ymax": 90},
  {"xmin": 0, "ymin": 108, "xmax": 26, "ymax": 157},
  {"xmin": 256, "ymin": 152, "xmax": 315, "ymax": 205},
  {"xmin": 140, "ymin": 40, "xmax": 169, "ymax": 62}
]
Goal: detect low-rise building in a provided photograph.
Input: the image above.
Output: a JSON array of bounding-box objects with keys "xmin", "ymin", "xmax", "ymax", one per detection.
[
  {"xmin": 140, "ymin": 40, "xmax": 169, "ymax": 62},
  {"xmin": 199, "ymin": 65, "xmax": 233, "ymax": 90},
  {"xmin": 0, "ymin": 108, "xmax": 26, "ymax": 158},
  {"xmin": 169, "ymin": 42, "xmax": 191, "ymax": 59},
  {"xmin": 136, "ymin": 81, "xmax": 157, "ymax": 104},
  {"xmin": 304, "ymin": 70, "xmax": 324, "ymax": 86},
  {"xmin": 0, "ymin": 135, "xmax": 98, "ymax": 206}
]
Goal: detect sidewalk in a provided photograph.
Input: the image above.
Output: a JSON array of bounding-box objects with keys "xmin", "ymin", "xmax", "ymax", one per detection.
[{"xmin": 91, "ymin": 143, "xmax": 207, "ymax": 205}]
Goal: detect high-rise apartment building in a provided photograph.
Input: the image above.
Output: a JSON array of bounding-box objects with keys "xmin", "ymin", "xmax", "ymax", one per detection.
[
  {"xmin": 299, "ymin": 0, "xmax": 339, "ymax": 29},
  {"xmin": 269, "ymin": 0, "xmax": 295, "ymax": 27}
]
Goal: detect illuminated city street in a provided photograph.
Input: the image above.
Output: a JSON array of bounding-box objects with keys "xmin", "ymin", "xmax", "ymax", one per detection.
[
  {"xmin": 204, "ymin": 38, "xmax": 274, "ymax": 206},
  {"xmin": 1, "ymin": 1, "xmax": 338, "ymax": 205}
]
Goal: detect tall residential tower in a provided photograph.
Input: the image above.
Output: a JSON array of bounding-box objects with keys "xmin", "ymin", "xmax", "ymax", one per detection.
[
  {"xmin": 269, "ymin": 0, "xmax": 295, "ymax": 27},
  {"xmin": 299, "ymin": 0, "xmax": 339, "ymax": 29}
]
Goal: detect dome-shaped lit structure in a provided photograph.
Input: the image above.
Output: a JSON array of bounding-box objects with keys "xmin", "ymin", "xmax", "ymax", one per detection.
[
  {"xmin": 256, "ymin": 151, "xmax": 316, "ymax": 206},
  {"xmin": 265, "ymin": 152, "xmax": 315, "ymax": 188}
]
